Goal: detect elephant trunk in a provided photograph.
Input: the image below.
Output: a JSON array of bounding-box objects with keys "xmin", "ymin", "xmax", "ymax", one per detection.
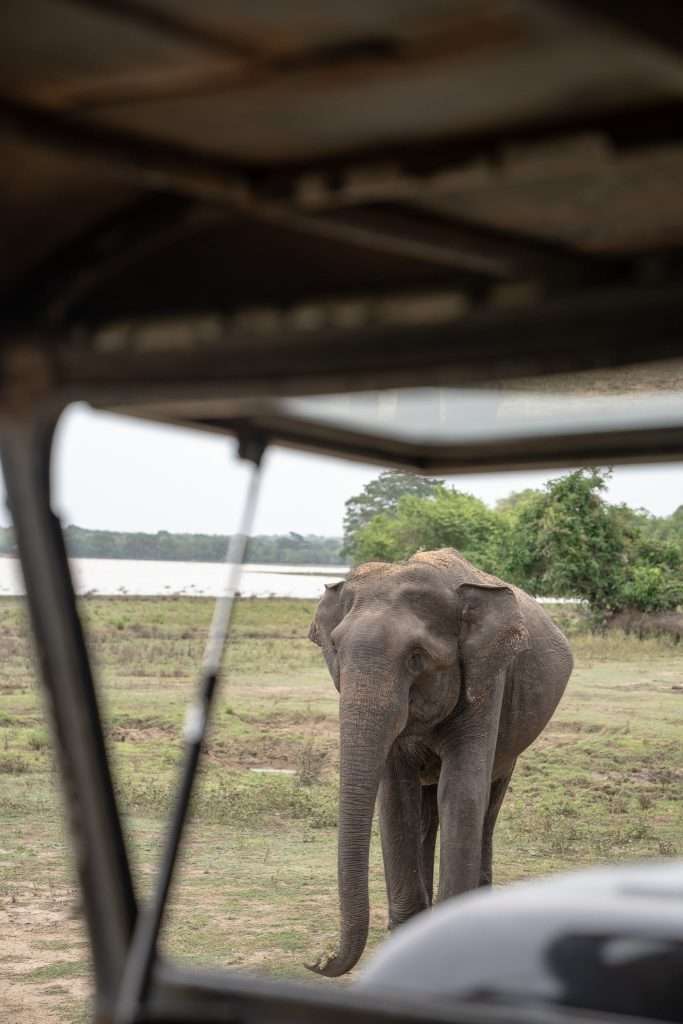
[{"xmin": 307, "ymin": 678, "xmax": 403, "ymax": 978}]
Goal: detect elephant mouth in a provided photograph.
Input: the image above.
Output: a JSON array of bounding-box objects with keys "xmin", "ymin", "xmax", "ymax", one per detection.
[
  {"xmin": 418, "ymin": 752, "xmax": 442, "ymax": 786},
  {"xmin": 395, "ymin": 736, "xmax": 441, "ymax": 781}
]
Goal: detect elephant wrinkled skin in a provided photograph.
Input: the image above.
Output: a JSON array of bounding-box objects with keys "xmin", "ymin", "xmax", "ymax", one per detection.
[{"xmin": 306, "ymin": 548, "xmax": 573, "ymax": 977}]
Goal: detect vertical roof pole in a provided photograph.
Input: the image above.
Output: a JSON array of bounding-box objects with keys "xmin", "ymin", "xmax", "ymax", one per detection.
[{"xmin": 114, "ymin": 434, "xmax": 266, "ymax": 1024}]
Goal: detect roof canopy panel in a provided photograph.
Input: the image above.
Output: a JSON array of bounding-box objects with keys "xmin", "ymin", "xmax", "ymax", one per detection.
[{"xmin": 1, "ymin": 1, "xmax": 682, "ymax": 470}]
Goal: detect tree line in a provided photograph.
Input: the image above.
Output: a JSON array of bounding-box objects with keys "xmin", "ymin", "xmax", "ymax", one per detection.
[
  {"xmin": 0, "ymin": 526, "xmax": 345, "ymax": 566},
  {"xmin": 343, "ymin": 470, "xmax": 683, "ymax": 618}
]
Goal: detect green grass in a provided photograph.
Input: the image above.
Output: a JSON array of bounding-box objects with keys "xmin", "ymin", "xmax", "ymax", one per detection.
[
  {"xmin": 22, "ymin": 962, "xmax": 88, "ymax": 983},
  {"xmin": 0, "ymin": 596, "xmax": 681, "ymax": 1021}
]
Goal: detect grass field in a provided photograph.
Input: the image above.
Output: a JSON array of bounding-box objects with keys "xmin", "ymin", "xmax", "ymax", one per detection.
[{"xmin": 1, "ymin": 596, "xmax": 682, "ymax": 1024}]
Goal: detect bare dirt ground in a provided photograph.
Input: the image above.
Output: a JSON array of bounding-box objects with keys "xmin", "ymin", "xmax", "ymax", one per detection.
[{"xmin": 1, "ymin": 874, "xmax": 89, "ymax": 1024}]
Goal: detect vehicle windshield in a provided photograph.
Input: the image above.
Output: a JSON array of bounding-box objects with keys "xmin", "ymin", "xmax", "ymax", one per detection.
[{"xmin": 281, "ymin": 365, "xmax": 683, "ymax": 442}]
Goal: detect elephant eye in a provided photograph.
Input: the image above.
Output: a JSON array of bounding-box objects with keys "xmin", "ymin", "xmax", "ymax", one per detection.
[{"xmin": 406, "ymin": 648, "xmax": 427, "ymax": 674}]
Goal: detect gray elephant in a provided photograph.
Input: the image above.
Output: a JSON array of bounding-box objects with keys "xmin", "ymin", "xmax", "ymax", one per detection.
[{"xmin": 307, "ymin": 548, "xmax": 573, "ymax": 977}]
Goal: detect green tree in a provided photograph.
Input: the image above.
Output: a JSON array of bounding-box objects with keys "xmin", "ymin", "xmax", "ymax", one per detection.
[
  {"xmin": 495, "ymin": 489, "xmax": 541, "ymax": 515},
  {"xmin": 534, "ymin": 469, "xmax": 628, "ymax": 614},
  {"xmin": 351, "ymin": 467, "xmax": 682, "ymax": 618},
  {"xmin": 497, "ymin": 488, "xmax": 548, "ymax": 594},
  {"xmin": 643, "ymin": 503, "xmax": 683, "ymax": 547},
  {"xmin": 500, "ymin": 469, "xmax": 682, "ymax": 616},
  {"xmin": 350, "ymin": 486, "xmax": 504, "ymax": 571},
  {"xmin": 618, "ymin": 530, "xmax": 683, "ymax": 612},
  {"xmin": 342, "ymin": 471, "xmax": 443, "ymax": 556}
]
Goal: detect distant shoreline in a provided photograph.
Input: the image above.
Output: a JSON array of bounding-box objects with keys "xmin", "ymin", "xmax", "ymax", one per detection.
[{"xmin": 0, "ymin": 525, "xmax": 346, "ymax": 567}]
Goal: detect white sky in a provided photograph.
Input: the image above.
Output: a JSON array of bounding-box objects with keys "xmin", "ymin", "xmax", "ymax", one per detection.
[{"xmin": 1, "ymin": 403, "xmax": 680, "ymax": 536}]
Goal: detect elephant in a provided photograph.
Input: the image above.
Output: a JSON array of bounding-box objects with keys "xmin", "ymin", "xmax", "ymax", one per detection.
[{"xmin": 306, "ymin": 548, "xmax": 573, "ymax": 977}]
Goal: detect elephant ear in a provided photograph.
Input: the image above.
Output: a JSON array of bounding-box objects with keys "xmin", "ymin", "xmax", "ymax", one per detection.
[
  {"xmin": 308, "ymin": 580, "xmax": 344, "ymax": 648},
  {"xmin": 456, "ymin": 583, "xmax": 529, "ymax": 704}
]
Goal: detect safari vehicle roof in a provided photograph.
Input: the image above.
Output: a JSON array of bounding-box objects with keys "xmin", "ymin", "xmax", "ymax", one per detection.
[{"xmin": 2, "ymin": 0, "xmax": 683, "ymax": 471}]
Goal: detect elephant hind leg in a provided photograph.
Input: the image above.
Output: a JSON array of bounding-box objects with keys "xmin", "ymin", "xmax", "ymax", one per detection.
[
  {"xmin": 420, "ymin": 784, "xmax": 439, "ymax": 905},
  {"xmin": 479, "ymin": 766, "xmax": 514, "ymax": 887}
]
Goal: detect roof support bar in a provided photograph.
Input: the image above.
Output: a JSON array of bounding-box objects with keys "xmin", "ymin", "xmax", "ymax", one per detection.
[
  {"xmin": 0, "ymin": 409, "xmax": 137, "ymax": 1016},
  {"xmin": 0, "ymin": 97, "xmax": 639, "ymax": 303},
  {"xmin": 114, "ymin": 435, "xmax": 265, "ymax": 1024},
  {"xmin": 0, "ymin": 100, "xmax": 501, "ymax": 296}
]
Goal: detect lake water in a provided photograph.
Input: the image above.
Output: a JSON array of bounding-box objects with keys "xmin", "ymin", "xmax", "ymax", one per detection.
[
  {"xmin": 0, "ymin": 557, "xmax": 574, "ymax": 603},
  {"xmin": 0, "ymin": 557, "xmax": 348, "ymax": 599}
]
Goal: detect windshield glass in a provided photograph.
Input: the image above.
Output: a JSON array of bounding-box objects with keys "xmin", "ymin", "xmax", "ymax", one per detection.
[{"xmin": 280, "ymin": 361, "xmax": 683, "ymax": 443}]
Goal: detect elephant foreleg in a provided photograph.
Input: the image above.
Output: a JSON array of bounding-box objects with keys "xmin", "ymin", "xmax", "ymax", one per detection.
[
  {"xmin": 479, "ymin": 766, "xmax": 514, "ymax": 887},
  {"xmin": 436, "ymin": 675, "xmax": 506, "ymax": 900},
  {"xmin": 420, "ymin": 783, "xmax": 439, "ymax": 904},
  {"xmin": 379, "ymin": 750, "xmax": 430, "ymax": 930}
]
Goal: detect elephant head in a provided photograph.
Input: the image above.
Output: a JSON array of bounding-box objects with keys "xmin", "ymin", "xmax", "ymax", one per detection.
[{"xmin": 306, "ymin": 554, "xmax": 528, "ymax": 977}]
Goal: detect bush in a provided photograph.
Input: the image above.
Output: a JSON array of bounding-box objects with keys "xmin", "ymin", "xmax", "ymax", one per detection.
[
  {"xmin": 27, "ymin": 730, "xmax": 49, "ymax": 751},
  {"xmin": 619, "ymin": 565, "xmax": 683, "ymax": 613}
]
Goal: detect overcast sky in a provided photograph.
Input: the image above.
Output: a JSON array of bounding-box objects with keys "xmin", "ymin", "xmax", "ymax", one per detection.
[{"xmin": 1, "ymin": 403, "xmax": 680, "ymax": 537}]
